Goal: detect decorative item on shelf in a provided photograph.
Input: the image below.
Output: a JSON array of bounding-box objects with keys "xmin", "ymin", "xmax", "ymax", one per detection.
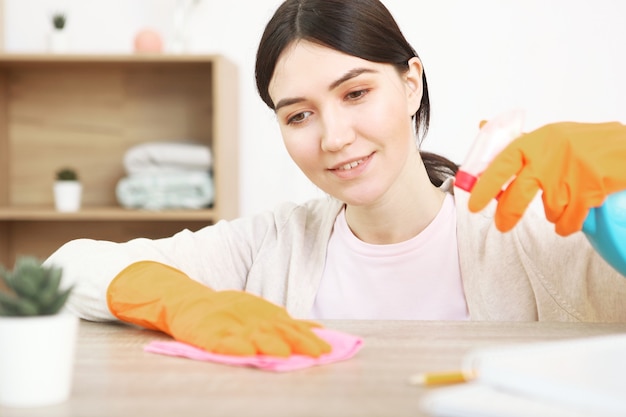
[
  {"xmin": 116, "ymin": 142, "xmax": 215, "ymax": 210},
  {"xmin": 53, "ymin": 167, "xmax": 82, "ymax": 212},
  {"xmin": 134, "ymin": 28, "xmax": 164, "ymax": 53},
  {"xmin": 48, "ymin": 12, "xmax": 68, "ymax": 53},
  {"xmin": 170, "ymin": 0, "xmax": 201, "ymax": 53},
  {"xmin": 0, "ymin": 256, "xmax": 77, "ymax": 408}
]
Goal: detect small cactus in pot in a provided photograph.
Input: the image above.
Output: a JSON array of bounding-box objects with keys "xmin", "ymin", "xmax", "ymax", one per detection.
[
  {"xmin": 53, "ymin": 167, "xmax": 82, "ymax": 212},
  {"xmin": 49, "ymin": 12, "xmax": 69, "ymax": 53},
  {"xmin": 0, "ymin": 257, "xmax": 78, "ymax": 407},
  {"xmin": 0, "ymin": 256, "xmax": 73, "ymax": 316}
]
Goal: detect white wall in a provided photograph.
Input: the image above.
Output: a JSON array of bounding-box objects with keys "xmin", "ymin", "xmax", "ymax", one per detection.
[{"xmin": 4, "ymin": 0, "xmax": 626, "ymax": 217}]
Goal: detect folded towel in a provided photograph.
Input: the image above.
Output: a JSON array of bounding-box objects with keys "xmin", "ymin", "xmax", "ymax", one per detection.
[
  {"xmin": 144, "ymin": 327, "xmax": 364, "ymax": 372},
  {"xmin": 116, "ymin": 171, "xmax": 214, "ymax": 210},
  {"xmin": 124, "ymin": 142, "xmax": 213, "ymax": 175}
]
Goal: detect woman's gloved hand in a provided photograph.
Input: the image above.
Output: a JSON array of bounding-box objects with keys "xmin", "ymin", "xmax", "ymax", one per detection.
[
  {"xmin": 468, "ymin": 121, "xmax": 626, "ymax": 236},
  {"xmin": 107, "ymin": 260, "xmax": 331, "ymax": 357}
]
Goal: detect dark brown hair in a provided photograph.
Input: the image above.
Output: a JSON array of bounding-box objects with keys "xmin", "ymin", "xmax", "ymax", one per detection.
[{"xmin": 255, "ymin": 0, "xmax": 458, "ymax": 186}]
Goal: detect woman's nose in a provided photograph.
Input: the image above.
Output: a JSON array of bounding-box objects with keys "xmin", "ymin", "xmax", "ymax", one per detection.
[{"xmin": 320, "ymin": 111, "xmax": 356, "ymax": 152}]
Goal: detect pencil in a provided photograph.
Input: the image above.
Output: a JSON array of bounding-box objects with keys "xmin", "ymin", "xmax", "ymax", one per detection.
[{"xmin": 408, "ymin": 369, "xmax": 475, "ymax": 386}]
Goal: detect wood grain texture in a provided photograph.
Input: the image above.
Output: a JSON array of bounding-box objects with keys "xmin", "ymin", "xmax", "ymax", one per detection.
[
  {"xmin": 0, "ymin": 55, "xmax": 238, "ymax": 267},
  {"xmin": 1, "ymin": 319, "xmax": 625, "ymax": 417},
  {"xmin": 0, "ymin": 221, "xmax": 8, "ymax": 265},
  {"xmin": 7, "ymin": 63, "xmax": 212, "ymax": 206},
  {"xmin": 0, "ymin": 70, "xmax": 8, "ymax": 206}
]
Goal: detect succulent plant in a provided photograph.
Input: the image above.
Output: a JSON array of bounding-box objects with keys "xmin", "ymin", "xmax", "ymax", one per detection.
[
  {"xmin": 0, "ymin": 257, "xmax": 73, "ymax": 316},
  {"xmin": 56, "ymin": 167, "xmax": 79, "ymax": 181},
  {"xmin": 52, "ymin": 13, "xmax": 66, "ymax": 30}
]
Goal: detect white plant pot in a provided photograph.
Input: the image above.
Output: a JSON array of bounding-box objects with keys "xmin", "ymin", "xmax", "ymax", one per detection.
[
  {"xmin": 48, "ymin": 30, "xmax": 69, "ymax": 53},
  {"xmin": 0, "ymin": 313, "xmax": 79, "ymax": 408},
  {"xmin": 54, "ymin": 181, "xmax": 82, "ymax": 212}
]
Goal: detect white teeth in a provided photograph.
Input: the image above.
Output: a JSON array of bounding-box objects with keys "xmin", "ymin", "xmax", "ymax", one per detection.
[{"xmin": 338, "ymin": 159, "xmax": 363, "ymax": 170}]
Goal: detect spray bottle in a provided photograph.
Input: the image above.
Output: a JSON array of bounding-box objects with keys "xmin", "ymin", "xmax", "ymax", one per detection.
[
  {"xmin": 454, "ymin": 110, "xmax": 525, "ymax": 193},
  {"xmin": 455, "ymin": 110, "xmax": 626, "ymax": 277},
  {"xmin": 581, "ymin": 191, "xmax": 626, "ymax": 276}
]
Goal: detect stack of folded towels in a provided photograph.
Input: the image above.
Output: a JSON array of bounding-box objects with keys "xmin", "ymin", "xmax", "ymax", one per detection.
[{"xmin": 116, "ymin": 142, "xmax": 215, "ymax": 210}]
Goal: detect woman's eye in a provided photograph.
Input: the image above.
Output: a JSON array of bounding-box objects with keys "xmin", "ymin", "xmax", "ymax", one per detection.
[
  {"xmin": 287, "ymin": 111, "xmax": 311, "ymax": 125},
  {"xmin": 346, "ymin": 89, "xmax": 369, "ymax": 101}
]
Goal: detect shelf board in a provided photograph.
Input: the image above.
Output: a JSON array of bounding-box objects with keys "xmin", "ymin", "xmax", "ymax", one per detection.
[
  {"xmin": 0, "ymin": 53, "xmax": 222, "ymax": 65},
  {"xmin": 0, "ymin": 206, "xmax": 217, "ymax": 221}
]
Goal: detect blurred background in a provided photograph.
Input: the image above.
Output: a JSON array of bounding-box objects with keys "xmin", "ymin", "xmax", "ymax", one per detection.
[{"xmin": 2, "ymin": 0, "xmax": 626, "ymax": 217}]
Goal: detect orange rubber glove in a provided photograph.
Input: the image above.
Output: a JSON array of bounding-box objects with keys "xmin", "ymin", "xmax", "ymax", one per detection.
[
  {"xmin": 468, "ymin": 121, "xmax": 626, "ymax": 236},
  {"xmin": 106, "ymin": 260, "xmax": 331, "ymax": 357}
]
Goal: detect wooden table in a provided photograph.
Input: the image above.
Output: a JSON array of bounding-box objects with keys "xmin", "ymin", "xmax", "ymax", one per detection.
[{"xmin": 3, "ymin": 320, "xmax": 626, "ymax": 417}]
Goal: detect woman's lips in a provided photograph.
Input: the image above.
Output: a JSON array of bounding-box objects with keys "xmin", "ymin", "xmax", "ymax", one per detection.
[
  {"xmin": 329, "ymin": 153, "xmax": 373, "ymax": 178},
  {"xmin": 337, "ymin": 158, "xmax": 365, "ymax": 171}
]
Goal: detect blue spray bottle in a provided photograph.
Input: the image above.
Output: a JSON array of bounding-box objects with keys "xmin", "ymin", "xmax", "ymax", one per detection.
[
  {"xmin": 582, "ymin": 191, "xmax": 626, "ymax": 276},
  {"xmin": 456, "ymin": 110, "xmax": 626, "ymax": 277}
]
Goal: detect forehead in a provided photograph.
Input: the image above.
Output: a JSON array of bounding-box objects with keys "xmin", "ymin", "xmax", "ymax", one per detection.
[{"xmin": 268, "ymin": 40, "xmax": 388, "ymax": 103}]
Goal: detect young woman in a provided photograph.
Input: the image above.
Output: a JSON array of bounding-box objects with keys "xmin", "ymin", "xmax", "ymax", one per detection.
[{"xmin": 45, "ymin": 0, "xmax": 626, "ymax": 357}]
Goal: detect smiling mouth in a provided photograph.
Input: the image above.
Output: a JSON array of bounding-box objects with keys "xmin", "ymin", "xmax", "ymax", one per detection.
[
  {"xmin": 337, "ymin": 159, "xmax": 364, "ymax": 171},
  {"xmin": 332, "ymin": 153, "xmax": 373, "ymax": 171}
]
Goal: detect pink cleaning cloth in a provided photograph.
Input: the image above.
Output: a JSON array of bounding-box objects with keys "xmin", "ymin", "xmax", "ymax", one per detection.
[{"xmin": 144, "ymin": 327, "xmax": 363, "ymax": 372}]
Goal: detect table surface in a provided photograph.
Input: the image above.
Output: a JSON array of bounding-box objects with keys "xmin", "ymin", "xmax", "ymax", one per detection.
[{"xmin": 3, "ymin": 319, "xmax": 626, "ymax": 417}]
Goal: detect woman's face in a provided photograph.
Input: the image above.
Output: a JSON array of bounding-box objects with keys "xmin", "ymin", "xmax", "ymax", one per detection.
[{"xmin": 268, "ymin": 40, "xmax": 423, "ymax": 206}]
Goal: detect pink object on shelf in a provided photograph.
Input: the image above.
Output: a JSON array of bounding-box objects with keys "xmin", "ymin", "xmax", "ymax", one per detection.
[
  {"xmin": 144, "ymin": 327, "xmax": 364, "ymax": 372},
  {"xmin": 134, "ymin": 29, "xmax": 163, "ymax": 53}
]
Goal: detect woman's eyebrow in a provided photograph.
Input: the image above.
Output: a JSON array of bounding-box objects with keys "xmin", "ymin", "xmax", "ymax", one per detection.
[
  {"xmin": 275, "ymin": 97, "xmax": 305, "ymax": 112},
  {"xmin": 329, "ymin": 67, "xmax": 377, "ymax": 90},
  {"xmin": 274, "ymin": 67, "xmax": 377, "ymax": 112}
]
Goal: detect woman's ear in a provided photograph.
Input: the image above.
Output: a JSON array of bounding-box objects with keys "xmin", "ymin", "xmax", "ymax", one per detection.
[{"xmin": 405, "ymin": 57, "xmax": 423, "ymax": 115}]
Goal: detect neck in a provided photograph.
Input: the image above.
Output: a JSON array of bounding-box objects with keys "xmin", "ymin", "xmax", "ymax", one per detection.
[{"xmin": 344, "ymin": 154, "xmax": 446, "ymax": 244}]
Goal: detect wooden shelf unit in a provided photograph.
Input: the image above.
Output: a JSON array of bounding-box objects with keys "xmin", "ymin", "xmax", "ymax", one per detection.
[{"xmin": 0, "ymin": 54, "xmax": 239, "ymax": 267}]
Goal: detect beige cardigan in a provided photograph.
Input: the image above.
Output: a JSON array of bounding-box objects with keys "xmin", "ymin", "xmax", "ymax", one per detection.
[{"xmin": 45, "ymin": 182, "xmax": 626, "ymax": 323}]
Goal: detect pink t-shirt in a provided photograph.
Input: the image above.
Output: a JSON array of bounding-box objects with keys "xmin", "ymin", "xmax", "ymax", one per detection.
[{"xmin": 311, "ymin": 194, "xmax": 469, "ymax": 320}]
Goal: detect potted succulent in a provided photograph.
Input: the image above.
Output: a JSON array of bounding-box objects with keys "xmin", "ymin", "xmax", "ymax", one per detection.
[
  {"xmin": 49, "ymin": 12, "xmax": 68, "ymax": 53},
  {"xmin": 0, "ymin": 257, "xmax": 77, "ymax": 408},
  {"xmin": 54, "ymin": 167, "xmax": 82, "ymax": 212}
]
